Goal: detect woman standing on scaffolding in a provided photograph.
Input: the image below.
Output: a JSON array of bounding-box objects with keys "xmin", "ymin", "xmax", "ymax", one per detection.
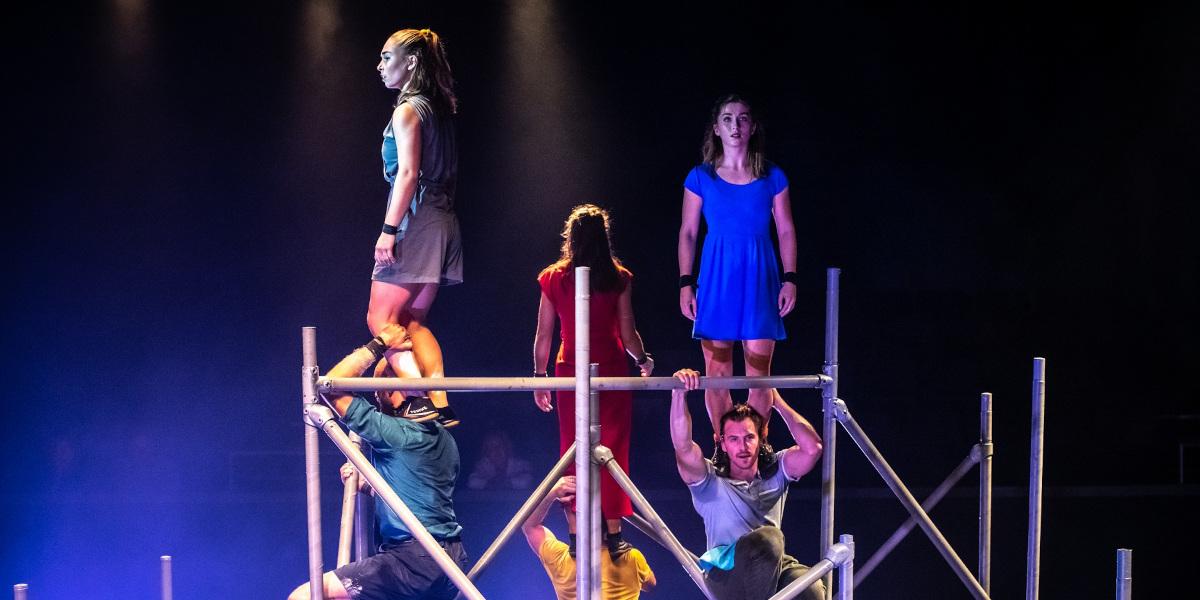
[
  {"xmin": 367, "ymin": 28, "xmax": 462, "ymax": 426},
  {"xmin": 677, "ymin": 93, "xmax": 799, "ymax": 438},
  {"xmin": 533, "ymin": 204, "xmax": 655, "ymax": 558}
]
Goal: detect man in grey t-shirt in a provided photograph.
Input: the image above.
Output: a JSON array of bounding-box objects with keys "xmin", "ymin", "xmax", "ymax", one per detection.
[{"xmin": 670, "ymin": 369, "xmax": 825, "ymax": 600}]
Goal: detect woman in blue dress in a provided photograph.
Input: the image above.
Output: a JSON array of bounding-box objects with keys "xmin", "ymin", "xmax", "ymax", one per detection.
[{"xmin": 677, "ymin": 94, "xmax": 799, "ymax": 435}]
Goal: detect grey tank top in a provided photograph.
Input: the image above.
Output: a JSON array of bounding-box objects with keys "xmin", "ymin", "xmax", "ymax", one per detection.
[{"xmin": 382, "ymin": 94, "xmax": 458, "ymax": 212}]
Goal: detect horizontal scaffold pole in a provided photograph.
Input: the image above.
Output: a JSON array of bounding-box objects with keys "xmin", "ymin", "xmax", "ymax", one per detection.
[{"xmin": 320, "ymin": 375, "xmax": 830, "ymax": 394}]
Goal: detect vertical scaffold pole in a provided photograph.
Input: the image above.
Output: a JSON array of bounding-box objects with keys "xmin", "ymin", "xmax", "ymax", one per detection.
[
  {"xmin": 837, "ymin": 534, "xmax": 855, "ymax": 600},
  {"xmin": 1026, "ymin": 357, "xmax": 1046, "ymax": 600},
  {"xmin": 160, "ymin": 555, "xmax": 173, "ymax": 600},
  {"xmin": 821, "ymin": 267, "xmax": 841, "ymax": 600},
  {"xmin": 301, "ymin": 326, "xmax": 325, "ymax": 600},
  {"xmin": 13, "ymin": 583, "xmax": 28, "ymax": 600},
  {"xmin": 338, "ymin": 432, "xmax": 363, "ymax": 567},
  {"xmin": 1115, "ymin": 548, "xmax": 1132, "ymax": 600},
  {"xmin": 574, "ymin": 266, "xmax": 596, "ymax": 600},
  {"xmin": 979, "ymin": 392, "xmax": 993, "ymax": 594},
  {"xmin": 589, "ymin": 362, "xmax": 602, "ymax": 600},
  {"xmin": 354, "ymin": 443, "xmax": 374, "ymax": 562}
]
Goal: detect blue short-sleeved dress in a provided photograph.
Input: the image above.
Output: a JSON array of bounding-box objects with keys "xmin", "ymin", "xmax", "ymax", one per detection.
[{"xmin": 684, "ymin": 163, "xmax": 789, "ymax": 341}]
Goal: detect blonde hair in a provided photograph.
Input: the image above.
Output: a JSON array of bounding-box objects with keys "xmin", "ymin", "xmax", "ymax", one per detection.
[{"xmin": 386, "ymin": 28, "xmax": 458, "ymax": 114}]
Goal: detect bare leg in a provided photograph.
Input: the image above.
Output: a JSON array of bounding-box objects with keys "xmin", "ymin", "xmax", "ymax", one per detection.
[
  {"xmin": 406, "ymin": 284, "xmax": 449, "ymax": 409},
  {"xmin": 607, "ymin": 518, "xmax": 622, "ymax": 535},
  {"xmin": 367, "ymin": 280, "xmax": 418, "ymax": 335},
  {"xmin": 367, "ymin": 281, "xmax": 450, "ymax": 409},
  {"xmin": 701, "ymin": 339, "xmax": 735, "ymax": 435},
  {"xmin": 287, "ymin": 572, "xmax": 350, "ymax": 600},
  {"xmin": 743, "ymin": 339, "xmax": 776, "ymax": 421}
]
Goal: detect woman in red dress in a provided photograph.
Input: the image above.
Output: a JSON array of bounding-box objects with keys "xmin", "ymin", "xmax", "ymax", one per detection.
[{"xmin": 532, "ymin": 204, "xmax": 654, "ymax": 556}]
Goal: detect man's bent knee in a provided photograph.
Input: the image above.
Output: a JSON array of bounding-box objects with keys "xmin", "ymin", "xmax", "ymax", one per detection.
[{"xmin": 739, "ymin": 525, "xmax": 785, "ymax": 562}]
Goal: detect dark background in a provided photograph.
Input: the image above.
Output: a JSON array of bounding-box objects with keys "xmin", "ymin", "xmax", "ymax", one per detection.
[{"xmin": 4, "ymin": 1, "xmax": 1197, "ymax": 598}]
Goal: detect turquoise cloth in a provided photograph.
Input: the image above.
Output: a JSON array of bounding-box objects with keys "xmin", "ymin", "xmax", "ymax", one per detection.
[
  {"xmin": 342, "ymin": 396, "xmax": 462, "ymax": 541},
  {"xmin": 684, "ymin": 162, "xmax": 790, "ymax": 341},
  {"xmin": 698, "ymin": 543, "xmax": 736, "ymax": 572}
]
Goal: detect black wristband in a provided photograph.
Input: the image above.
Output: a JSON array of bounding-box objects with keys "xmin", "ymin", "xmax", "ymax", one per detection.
[
  {"xmin": 781, "ymin": 271, "xmax": 800, "ymax": 285},
  {"xmin": 364, "ymin": 336, "xmax": 387, "ymax": 359},
  {"xmin": 636, "ymin": 352, "xmax": 652, "ymax": 366},
  {"xmin": 382, "ymin": 223, "xmax": 400, "ymax": 235},
  {"xmin": 678, "ymin": 274, "xmax": 697, "ymax": 288},
  {"xmin": 533, "ymin": 371, "xmax": 549, "ymax": 377}
]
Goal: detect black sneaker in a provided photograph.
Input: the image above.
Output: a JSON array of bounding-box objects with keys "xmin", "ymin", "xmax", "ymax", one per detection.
[
  {"xmin": 607, "ymin": 538, "xmax": 633, "ymax": 560},
  {"xmin": 400, "ymin": 395, "xmax": 440, "ymax": 423},
  {"xmin": 436, "ymin": 405, "xmax": 460, "ymax": 428}
]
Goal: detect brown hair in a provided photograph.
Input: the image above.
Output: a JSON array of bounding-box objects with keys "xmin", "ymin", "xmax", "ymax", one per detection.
[
  {"xmin": 712, "ymin": 404, "xmax": 777, "ymax": 477},
  {"xmin": 718, "ymin": 403, "xmax": 766, "ymax": 438},
  {"xmin": 701, "ymin": 93, "xmax": 766, "ymax": 179},
  {"xmin": 386, "ymin": 28, "xmax": 458, "ymax": 114},
  {"xmin": 542, "ymin": 204, "xmax": 627, "ymax": 294}
]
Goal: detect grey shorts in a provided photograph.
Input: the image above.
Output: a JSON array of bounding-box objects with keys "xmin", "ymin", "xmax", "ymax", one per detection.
[
  {"xmin": 332, "ymin": 539, "xmax": 469, "ymax": 600},
  {"xmin": 372, "ymin": 211, "xmax": 463, "ymax": 286}
]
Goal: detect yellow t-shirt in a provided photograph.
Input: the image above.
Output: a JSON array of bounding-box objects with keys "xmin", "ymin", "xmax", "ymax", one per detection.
[{"xmin": 538, "ymin": 536, "xmax": 653, "ymax": 600}]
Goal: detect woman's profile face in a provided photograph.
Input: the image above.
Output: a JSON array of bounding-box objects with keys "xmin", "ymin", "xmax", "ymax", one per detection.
[
  {"xmin": 377, "ymin": 41, "xmax": 414, "ymax": 90},
  {"xmin": 712, "ymin": 101, "xmax": 755, "ymax": 149}
]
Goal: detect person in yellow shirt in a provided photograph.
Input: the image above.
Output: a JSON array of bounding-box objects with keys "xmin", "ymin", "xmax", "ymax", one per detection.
[{"xmin": 521, "ymin": 476, "xmax": 656, "ymax": 600}]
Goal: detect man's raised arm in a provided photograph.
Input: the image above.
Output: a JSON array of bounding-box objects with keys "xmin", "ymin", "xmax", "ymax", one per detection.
[
  {"xmin": 521, "ymin": 476, "xmax": 575, "ymax": 553},
  {"xmin": 322, "ymin": 324, "xmax": 413, "ymax": 416},
  {"xmin": 772, "ymin": 389, "xmax": 823, "ymax": 480},
  {"xmin": 670, "ymin": 369, "xmax": 707, "ymax": 485}
]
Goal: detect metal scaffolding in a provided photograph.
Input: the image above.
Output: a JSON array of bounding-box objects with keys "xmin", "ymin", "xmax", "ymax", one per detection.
[{"xmin": 298, "ymin": 267, "xmax": 1052, "ymax": 600}]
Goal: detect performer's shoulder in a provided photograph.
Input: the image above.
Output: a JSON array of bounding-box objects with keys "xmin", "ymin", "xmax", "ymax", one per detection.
[{"xmin": 537, "ymin": 261, "xmax": 568, "ymax": 283}]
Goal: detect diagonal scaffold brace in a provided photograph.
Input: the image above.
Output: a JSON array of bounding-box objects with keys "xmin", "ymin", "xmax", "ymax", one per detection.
[
  {"xmin": 594, "ymin": 444, "xmax": 717, "ymax": 600},
  {"xmin": 463, "ymin": 442, "xmax": 578, "ymax": 583},
  {"xmin": 306, "ymin": 402, "xmax": 486, "ymax": 600},
  {"xmin": 831, "ymin": 398, "xmax": 990, "ymax": 600},
  {"xmin": 302, "ymin": 326, "xmax": 485, "ymax": 600}
]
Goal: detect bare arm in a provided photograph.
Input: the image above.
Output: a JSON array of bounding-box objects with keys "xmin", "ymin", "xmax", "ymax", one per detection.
[
  {"xmin": 532, "ymin": 292, "xmax": 557, "ymax": 411},
  {"xmin": 617, "ymin": 284, "xmax": 652, "ymax": 375},
  {"xmin": 772, "ymin": 188, "xmax": 798, "ymax": 316},
  {"xmin": 678, "ymin": 188, "xmax": 703, "ymax": 320},
  {"xmin": 670, "ymin": 369, "xmax": 706, "ymax": 484},
  {"xmin": 323, "ymin": 324, "xmax": 413, "ymax": 416},
  {"xmin": 641, "ymin": 559, "xmax": 657, "ymax": 592},
  {"xmin": 772, "ymin": 389, "xmax": 822, "ymax": 479},
  {"xmin": 771, "ymin": 188, "xmax": 797, "ymax": 273},
  {"xmin": 374, "ymin": 103, "xmax": 422, "ymax": 265},
  {"xmin": 521, "ymin": 476, "xmax": 575, "ymax": 553}
]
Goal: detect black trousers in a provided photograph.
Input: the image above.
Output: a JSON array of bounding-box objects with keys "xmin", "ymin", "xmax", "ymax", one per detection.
[{"xmin": 705, "ymin": 526, "xmax": 826, "ymax": 600}]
